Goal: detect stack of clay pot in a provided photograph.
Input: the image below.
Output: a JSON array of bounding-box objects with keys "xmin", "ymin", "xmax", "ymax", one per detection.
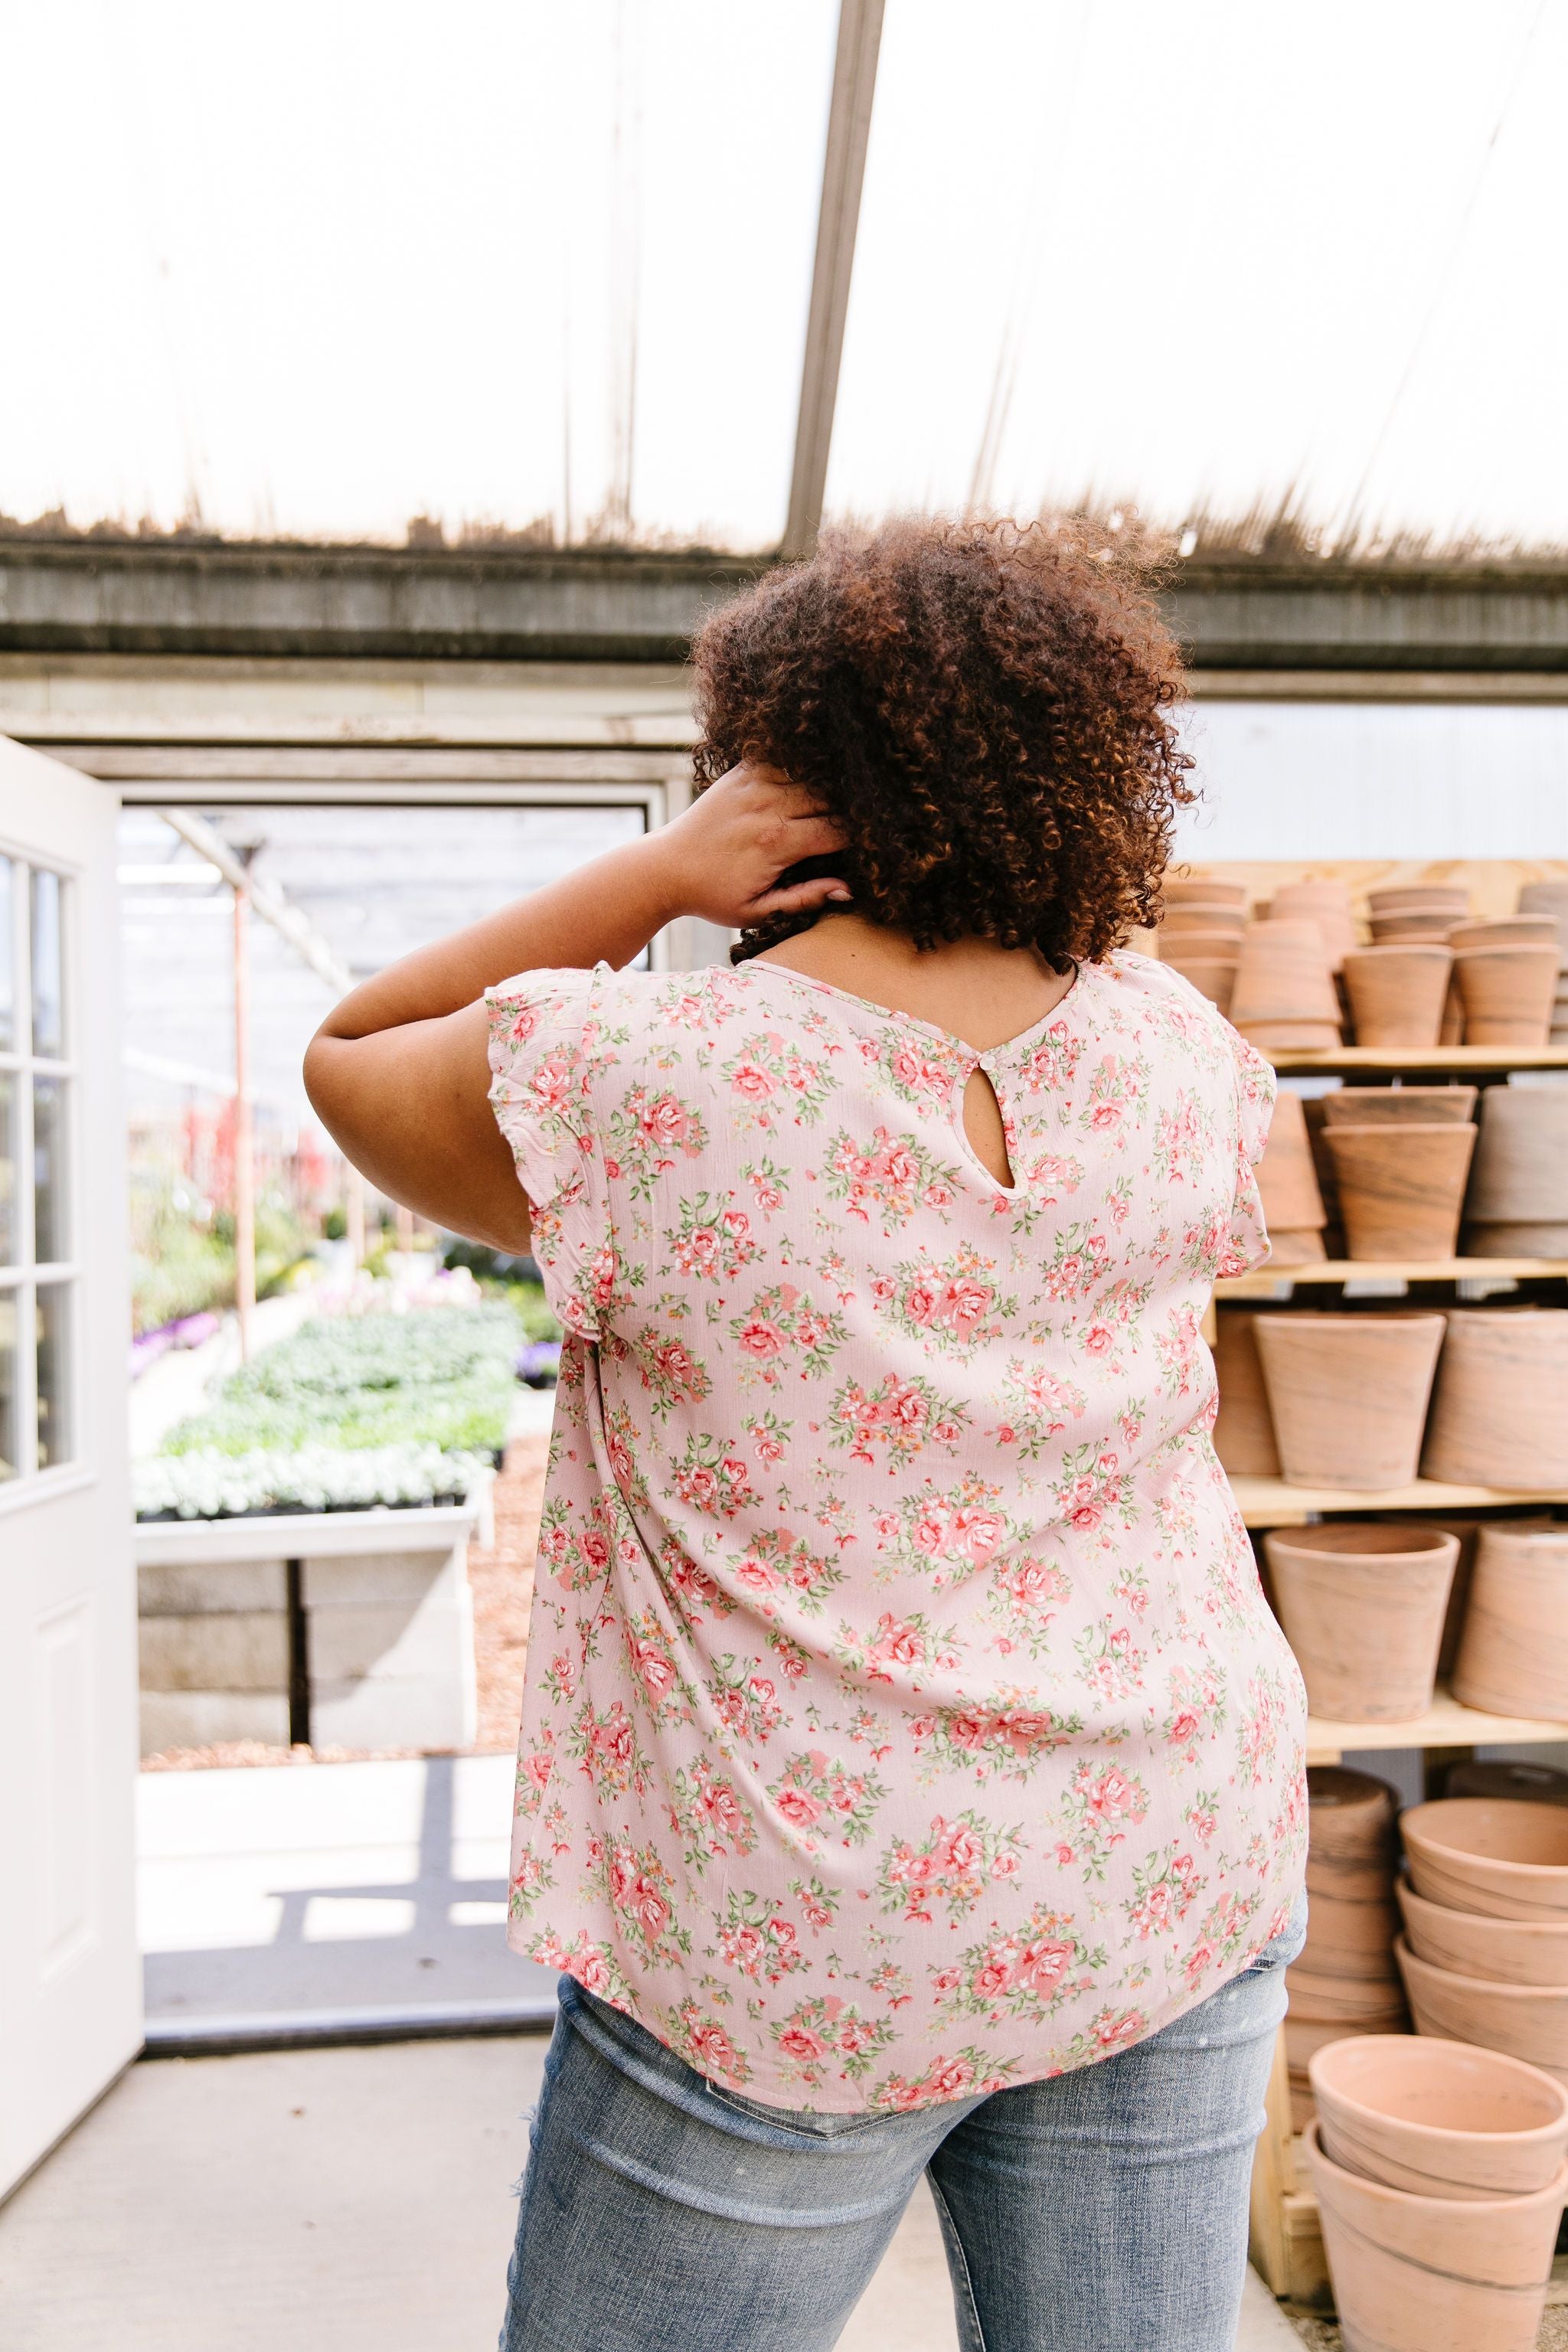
[
  {"xmin": 1285, "ymin": 1771, "xmax": 1406, "ymax": 2131},
  {"xmin": 1464, "ymin": 1082, "xmax": 1568, "ymax": 1259},
  {"xmin": 1263, "ymin": 1522, "xmax": 1459, "ymax": 1722},
  {"xmin": 1253, "ymin": 1087, "xmax": 1329, "ymax": 1263},
  {"xmin": 1422, "ymin": 1308, "xmax": 1568, "ymax": 1488},
  {"xmin": 1519, "ymin": 880, "xmax": 1568, "ymax": 1043},
  {"xmin": 1396, "ymin": 1798, "xmax": 1568, "ymax": 2102},
  {"xmin": 1451, "ymin": 916, "xmax": 1560, "ymax": 1049},
  {"xmin": 1306, "ymin": 2033, "xmax": 1568, "ymax": 2352},
  {"xmin": 1155, "ymin": 880, "xmax": 1247, "ymax": 1011},
  {"xmin": 1451, "ymin": 1521, "xmax": 1568, "ymax": 1720},
  {"xmin": 1368, "ymin": 885, "xmax": 1470, "ymax": 1044},
  {"xmin": 1229, "ymin": 917, "xmax": 1341, "ymax": 1053},
  {"xmin": 1211, "ymin": 1308, "xmax": 1280, "ymax": 1475},
  {"xmin": 1253, "ymin": 1311, "xmax": 1446, "ymax": 1489},
  {"xmin": 1318, "ymin": 1088, "xmax": 1477, "ymax": 1261}
]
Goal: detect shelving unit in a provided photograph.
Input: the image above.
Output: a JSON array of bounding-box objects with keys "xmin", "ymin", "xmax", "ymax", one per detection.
[
  {"xmin": 1269, "ymin": 1044, "xmax": 1568, "ymax": 1074},
  {"xmin": 1231, "ymin": 1474, "xmax": 1568, "ymax": 1526},
  {"xmin": 1202, "ymin": 863, "xmax": 1568, "ymax": 2311}
]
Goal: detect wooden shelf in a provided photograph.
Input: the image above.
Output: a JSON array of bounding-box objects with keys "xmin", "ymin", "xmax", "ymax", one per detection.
[
  {"xmin": 1305, "ymin": 1681, "xmax": 1568, "ymax": 1766},
  {"xmin": 1266, "ymin": 1044, "xmax": 1568, "ymax": 1073},
  {"xmin": 1231, "ymin": 1474, "xmax": 1568, "ymax": 1526},
  {"xmin": 1219, "ymin": 1256, "xmax": 1567, "ymax": 1296}
]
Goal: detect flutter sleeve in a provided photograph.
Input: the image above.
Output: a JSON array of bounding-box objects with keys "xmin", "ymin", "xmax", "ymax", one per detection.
[
  {"xmin": 485, "ymin": 964, "xmax": 616, "ymax": 1340},
  {"xmin": 1217, "ymin": 1029, "xmax": 1278, "ymax": 1279}
]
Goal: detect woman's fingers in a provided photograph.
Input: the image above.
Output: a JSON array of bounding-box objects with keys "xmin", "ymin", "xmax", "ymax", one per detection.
[
  {"xmin": 747, "ymin": 876, "xmax": 854, "ymax": 918},
  {"xmin": 779, "ymin": 812, "xmax": 850, "ymax": 858}
]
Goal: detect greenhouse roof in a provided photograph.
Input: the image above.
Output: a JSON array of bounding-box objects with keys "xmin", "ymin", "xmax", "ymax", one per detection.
[{"xmin": 4, "ymin": 0, "xmax": 1565, "ymax": 561}]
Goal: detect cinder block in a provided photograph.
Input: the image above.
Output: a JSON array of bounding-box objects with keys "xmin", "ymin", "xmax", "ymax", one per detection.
[
  {"xmin": 138, "ymin": 1558, "xmax": 289, "ymax": 1615},
  {"xmin": 305, "ymin": 1596, "xmax": 472, "ymax": 1683},
  {"xmin": 302, "ymin": 1546, "xmax": 464, "ymax": 1608},
  {"xmin": 309, "ymin": 1672, "xmax": 476, "ymax": 1753},
  {"xmin": 138, "ymin": 1611, "xmax": 290, "ymax": 1694},
  {"xmin": 140, "ymin": 1690, "xmax": 290, "ymax": 1756}
]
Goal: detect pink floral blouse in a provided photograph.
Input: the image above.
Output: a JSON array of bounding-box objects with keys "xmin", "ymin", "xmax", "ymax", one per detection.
[{"xmin": 486, "ymin": 951, "xmax": 1307, "ymax": 2113}]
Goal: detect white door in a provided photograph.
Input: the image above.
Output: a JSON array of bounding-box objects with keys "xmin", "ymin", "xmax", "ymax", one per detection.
[{"xmin": 0, "ymin": 737, "xmax": 139, "ymax": 2197}]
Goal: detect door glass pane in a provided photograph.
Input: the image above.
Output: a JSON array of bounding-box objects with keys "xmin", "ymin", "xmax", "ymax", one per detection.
[
  {"xmin": 34, "ymin": 1077, "xmax": 68, "ymax": 1263},
  {"xmin": 31, "ymin": 865, "xmax": 64, "ymax": 1058},
  {"xmin": 0, "ymin": 854, "xmax": 13, "ymax": 1050},
  {"xmin": 0, "ymin": 1073, "xmax": 13, "ymax": 1263},
  {"xmin": 0, "ymin": 1287, "xmax": 16, "ymax": 1481},
  {"xmin": 36, "ymin": 1282, "xmax": 72, "ymax": 1468}
]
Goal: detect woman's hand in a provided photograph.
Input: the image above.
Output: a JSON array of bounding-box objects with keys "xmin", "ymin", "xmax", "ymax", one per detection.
[{"xmin": 650, "ymin": 763, "xmax": 851, "ymax": 929}]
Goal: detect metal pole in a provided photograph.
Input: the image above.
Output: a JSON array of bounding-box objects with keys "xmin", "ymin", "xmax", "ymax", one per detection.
[
  {"xmin": 782, "ymin": 0, "xmax": 885, "ymax": 559},
  {"xmin": 233, "ymin": 883, "xmax": 256, "ymax": 1361}
]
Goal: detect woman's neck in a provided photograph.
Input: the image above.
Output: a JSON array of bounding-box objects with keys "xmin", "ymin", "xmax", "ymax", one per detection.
[{"xmin": 754, "ymin": 913, "xmax": 1076, "ymax": 1054}]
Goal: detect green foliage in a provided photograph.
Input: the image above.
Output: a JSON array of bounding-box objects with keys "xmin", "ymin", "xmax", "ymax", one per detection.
[
  {"xmin": 130, "ymin": 1215, "xmax": 234, "ymax": 1337},
  {"xmin": 501, "ymin": 1280, "xmax": 562, "ymax": 1343},
  {"xmin": 134, "ymin": 1442, "xmax": 486, "ymax": 1521},
  {"xmin": 160, "ymin": 1305, "xmax": 519, "ymax": 1459}
]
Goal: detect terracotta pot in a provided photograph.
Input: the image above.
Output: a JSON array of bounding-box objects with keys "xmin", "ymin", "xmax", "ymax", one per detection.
[
  {"xmin": 1158, "ymin": 907, "xmax": 1246, "ymax": 939},
  {"xmin": 1451, "ymin": 918, "xmax": 1560, "ymax": 952},
  {"xmin": 1166, "ymin": 877, "xmax": 1248, "ymax": 910},
  {"xmin": 1230, "ymin": 918, "xmax": 1341, "ymax": 1037},
  {"xmin": 1517, "ymin": 880, "xmax": 1568, "ymax": 941},
  {"xmin": 1286, "ymin": 2014, "xmax": 1396, "ymax": 2073},
  {"xmin": 1398, "ymin": 1940, "xmax": 1568, "ymax": 2086},
  {"xmin": 1255, "ymin": 1088, "xmax": 1327, "ymax": 1231},
  {"xmin": 1300, "ymin": 1883, "xmax": 1403, "ymax": 1983},
  {"xmin": 1341, "ymin": 947, "xmax": 1453, "ymax": 1049},
  {"xmin": 1369, "ymin": 885, "xmax": 1471, "ymax": 918},
  {"xmin": 1454, "ymin": 946, "xmax": 1558, "ymax": 1047},
  {"xmin": 1452, "ymin": 1524, "xmax": 1568, "ymax": 1722},
  {"xmin": 1266, "ymin": 1227, "xmax": 1331, "ymax": 1264},
  {"xmin": 1321, "ymin": 1086, "xmax": 1478, "ymax": 1127},
  {"xmin": 1310, "ymin": 2032, "xmax": 1568, "ymax": 2200},
  {"xmin": 1263, "ymin": 1524, "xmax": 1459, "ymax": 1721},
  {"xmin": 1371, "ymin": 914, "xmax": 1459, "ymax": 946},
  {"xmin": 1288, "ymin": 1966, "xmax": 1408, "ymax": 2025},
  {"xmin": 1465, "ymin": 1220, "xmax": 1568, "ymax": 1259},
  {"xmin": 1156, "ymin": 926, "xmax": 1243, "ymax": 957},
  {"xmin": 1306, "ymin": 2122, "xmax": 1566, "ymax": 2352},
  {"xmin": 1389, "ymin": 1513, "xmax": 1486, "ymax": 1678},
  {"xmin": 1324, "ymin": 1122, "xmax": 1476, "ymax": 1262},
  {"xmin": 1211, "ymin": 1310, "xmax": 1279, "ymax": 1474},
  {"xmin": 1401, "ymin": 1800, "xmax": 1568, "ymax": 1922},
  {"xmin": 1449, "ymin": 1760, "xmax": 1568, "ymax": 1808},
  {"xmin": 1253, "ymin": 1313, "xmax": 1446, "ymax": 1490},
  {"xmin": 1308, "ymin": 1766, "xmax": 1400, "ymax": 1870},
  {"xmin": 1272, "ymin": 878, "xmax": 1358, "ymax": 972},
  {"xmin": 1158, "ymin": 955, "xmax": 1237, "ymax": 1014},
  {"xmin": 1421, "ymin": 1310, "xmax": 1568, "ymax": 1488},
  {"xmin": 1465, "ymin": 1087, "xmax": 1568, "ymax": 1224},
  {"xmin": 1398, "ymin": 1881, "xmax": 1568, "ymax": 1990},
  {"xmin": 1439, "ymin": 972, "xmax": 1466, "ymax": 1046}
]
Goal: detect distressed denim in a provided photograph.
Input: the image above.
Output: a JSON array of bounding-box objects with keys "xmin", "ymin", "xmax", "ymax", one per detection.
[{"xmin": 499, "ymin": 1895, "xmax": 1305, "ymax": 2352}]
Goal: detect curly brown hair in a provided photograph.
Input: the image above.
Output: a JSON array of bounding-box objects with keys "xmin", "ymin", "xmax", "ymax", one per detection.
[{"xmin": 690, "ymin": 515, "xmax": 1195, "ymax": 969}]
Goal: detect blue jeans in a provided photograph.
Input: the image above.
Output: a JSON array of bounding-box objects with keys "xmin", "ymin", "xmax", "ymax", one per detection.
[{"xmin": 499, "ymin": 1898, "xmax": 1305, "ymax": 2352}]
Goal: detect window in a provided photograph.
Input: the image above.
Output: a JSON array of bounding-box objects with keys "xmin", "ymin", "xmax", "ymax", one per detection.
[{"xmin": 0, "ymin": 854, "xmax": 77, "ymax": 1484}]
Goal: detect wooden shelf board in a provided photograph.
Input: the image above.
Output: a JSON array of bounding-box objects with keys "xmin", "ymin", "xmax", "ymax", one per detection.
[
  {"xmin": 1219, "ymin": 1257, "xmax": 1567, "ymax": 1296},
  {"xmin": 1266, "ymin": 1044, "xmax": 1568, "ymax": 1074},
  {"xmin": 1305, "ymin": 1681, "xmax": 1568, "ymax": 1765},
  {"xmin": 1233, "ymin": 1474, "xmax": 1568, "ymax": 1526}
]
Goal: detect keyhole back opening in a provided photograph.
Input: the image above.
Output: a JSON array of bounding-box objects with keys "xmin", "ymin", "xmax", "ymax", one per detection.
[{"xmin": 961, "ymin": 1066, "xmax": 1015, "ymax": 1193}]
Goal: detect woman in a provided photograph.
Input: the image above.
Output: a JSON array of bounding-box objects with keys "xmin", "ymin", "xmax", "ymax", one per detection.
[{"xmin": 305, "ymin": 518, "xmax": 1308, "ymax": 2352}]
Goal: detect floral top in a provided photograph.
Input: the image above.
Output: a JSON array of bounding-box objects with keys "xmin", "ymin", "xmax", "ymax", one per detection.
[{"xmin": 486, "ymin": 952, "xmax": 1307, "ymax": 2113}]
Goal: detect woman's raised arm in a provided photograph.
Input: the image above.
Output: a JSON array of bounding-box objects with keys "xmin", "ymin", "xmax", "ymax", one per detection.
[{"xmin": 301, "ymin": 770, "xmax": 848, "ymax": 1247}]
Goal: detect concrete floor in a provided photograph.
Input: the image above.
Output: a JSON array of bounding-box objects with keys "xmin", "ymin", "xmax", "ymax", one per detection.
[
  {"xmin": 0, "ymin": 2034, "xmax": 1300, "ymax": 2352},
  {"xmin": 139, "ymin": 1754, "xmax": 557, "ymax": 2030}
]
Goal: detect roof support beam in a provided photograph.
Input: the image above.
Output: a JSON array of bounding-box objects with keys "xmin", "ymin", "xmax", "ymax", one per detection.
[
  {"xmin": 782, "ymin": 0, "xmax": 885, "ymax": 560},
  {"xmin": 158, "ymin": 805, "xmax": 354, "ymax": 995}
]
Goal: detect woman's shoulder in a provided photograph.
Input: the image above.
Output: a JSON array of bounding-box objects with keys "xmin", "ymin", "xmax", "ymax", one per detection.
[{"xmin": 1094, "ymin": 949, "xmax": 1269, "ymax": 1083}]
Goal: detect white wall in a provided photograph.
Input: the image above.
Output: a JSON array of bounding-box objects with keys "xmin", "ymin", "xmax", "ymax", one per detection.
[{"xmin": 1178, "ymin": 699, "xmax": 1568, "ymax": 861}]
